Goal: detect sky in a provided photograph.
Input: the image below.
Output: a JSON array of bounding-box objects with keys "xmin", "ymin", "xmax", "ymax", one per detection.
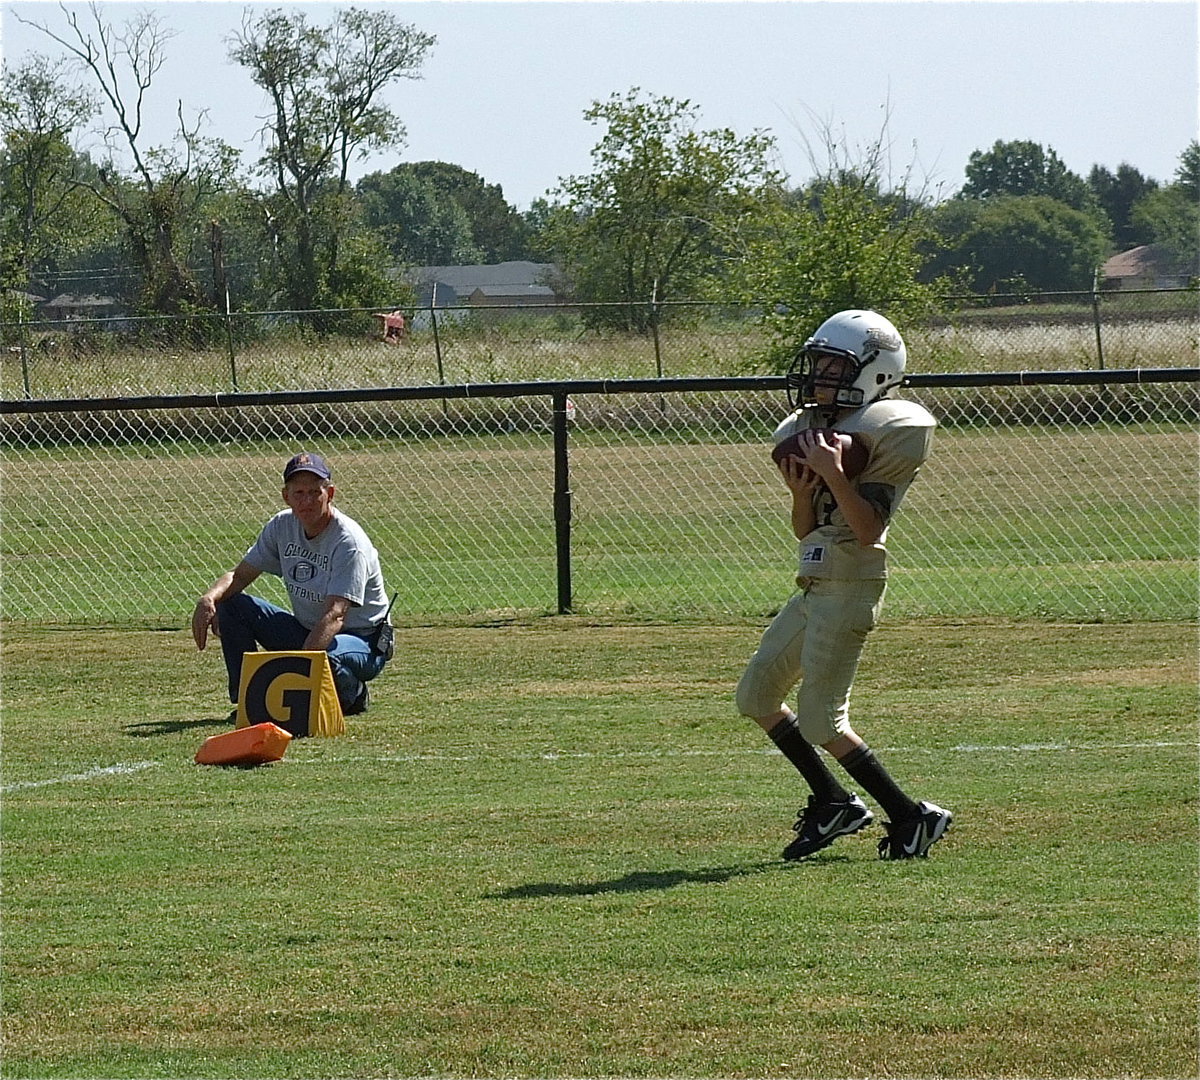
[{"xmin": 0, "ymin": 0, "xmax": 1196, "ymax": 211}]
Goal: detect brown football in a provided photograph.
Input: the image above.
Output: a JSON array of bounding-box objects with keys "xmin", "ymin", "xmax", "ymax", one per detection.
[{"xmin": 771, "ymin": 429, "xmax": 870, "ymax": 479}]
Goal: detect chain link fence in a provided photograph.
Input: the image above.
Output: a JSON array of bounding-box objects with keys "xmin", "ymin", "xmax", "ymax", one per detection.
[
  {"xmin": 2, "ymin": 370, "xmax": 1195, "ymax": 628},
  {"xmin": 2, "ymin": 289, "xmax": 1196, "ymax": 400}
]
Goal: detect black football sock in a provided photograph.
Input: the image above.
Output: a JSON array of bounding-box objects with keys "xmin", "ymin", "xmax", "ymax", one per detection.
[
  {"xmin": 837, "ymin": 744, "xmax": 921, "ymax": 822},
  {"xmin": 767, "ymin": 717, "xmax": 851, "ymax": 804}
]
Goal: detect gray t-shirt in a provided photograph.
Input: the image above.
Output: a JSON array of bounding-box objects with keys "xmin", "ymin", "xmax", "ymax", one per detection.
[{"xmin": 244, "ymin": 507, "xmax": 388, "ymax": 632}]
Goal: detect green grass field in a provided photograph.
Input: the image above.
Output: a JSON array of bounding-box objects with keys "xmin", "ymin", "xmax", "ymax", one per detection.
[
  {"xmin": 3, "ymin": 618, "xmax": 1196, "ymax": 1079},
  {"xmin": 3, "ymin": 345, "xmax": 1197, "ymax": 1076}
]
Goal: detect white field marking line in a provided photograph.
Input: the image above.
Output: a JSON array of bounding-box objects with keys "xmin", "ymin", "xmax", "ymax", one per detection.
[
  {"xmin": 2, "ymin": 743, "xmax": 1188, "ymax": 789},
  {"xmin": 1, "ymin": 760, "xmax": 160, "ymax": 792},
  {"xmin": 286, "ymin": 740, "xmax": 1194, "ymax": 767},
  {"xmin": 946, "ymin": 741, "xmax": 1194, "ymax": 753}
]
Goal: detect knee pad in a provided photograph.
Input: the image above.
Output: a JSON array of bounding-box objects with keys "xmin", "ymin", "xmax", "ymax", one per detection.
[
  {"xmin": 791, "ymin": 681, "xmax": 851, "ymax": 745},
  {"xmin": 735, "ymin": 659, "xmax": 788, "ymax": 720}
]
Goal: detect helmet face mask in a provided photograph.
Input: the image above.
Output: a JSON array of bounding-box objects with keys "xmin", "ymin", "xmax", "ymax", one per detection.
[
  {"xmin": 787, "ymin": 310, "xmax": 907, "ymax": 411},
  {"xmin": 798, "ymin": 348, "xmax": 863, "ymax": 408}
]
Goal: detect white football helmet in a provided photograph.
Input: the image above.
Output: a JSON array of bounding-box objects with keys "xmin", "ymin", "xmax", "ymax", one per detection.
[{"xmin": 788, "ymin": 309, "xmax": 907, "ymax": 410}]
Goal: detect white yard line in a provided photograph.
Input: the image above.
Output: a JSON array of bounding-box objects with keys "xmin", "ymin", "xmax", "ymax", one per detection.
[
  {"xmin": 1, "ymin": 760, "xmax": 160, "ymax": 792},
  {"xmin": 287, "ymin": 740, "xmax": 1195, "ymax": 766},
  {"xmin": 3, "ymin": 741, "xmax": 1190, "ymax": 790},
  {"xmin": 945, "ymin": 741, "xmax": 1193, "ymax": 753}
]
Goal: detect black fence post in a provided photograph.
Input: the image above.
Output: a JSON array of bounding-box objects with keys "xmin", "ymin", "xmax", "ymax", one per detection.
[
  {"xmin": 1091, "ymin": 270, "xmax": 1106, "ymax": 371},
  {"xmin": 430, "ymin": 306, "xmax": 444, "ymax": 383},
  {"xmin": 430, "ymin": 306, "xmax": 449, "ymax": 418},
  {"xmin": 224, "ymin": 291, "xmax": 239, "ymax": 391},
  {"xmin": 17, "ymin": 313, "xmax": 31, "ymax": 399},
  {"xmin": 551, "ymin": 387, "xmax": 573, "ymax": 614}
]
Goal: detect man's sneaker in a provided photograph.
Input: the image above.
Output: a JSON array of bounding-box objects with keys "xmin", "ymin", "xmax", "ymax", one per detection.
[
  {"xmin": 877, "ymin": 801, "xmax": 953, "ymax": 860},
  {"xmin": 343, "ymin": 682, "xmax": 370, "ymax": 716},
  {"xmin": 782, "ymin": 794, "xmax": 875, "ymax": 860}
]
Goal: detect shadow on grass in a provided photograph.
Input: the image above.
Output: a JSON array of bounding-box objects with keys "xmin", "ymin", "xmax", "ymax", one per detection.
[
  {"xmin": 124, "ymin": 715, "xmax": 231, "ymax": 738},
  {"xmin": 485, "ymin": 859, "xmax": 824, "ymax": 899}
]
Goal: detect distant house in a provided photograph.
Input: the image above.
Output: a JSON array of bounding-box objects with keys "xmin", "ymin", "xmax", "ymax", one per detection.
[
  {"xmin": 1100, "ymin": 245, "xmax": 1194, "ymax": 290},
  {"xmin": 397, "ymin": 261, "xmax": 559, "ymax": 308},
  {"xmin": 3, "ymin": 288, "xmax": 47, "ymax": 305},
  {"xmin": 466, "ymin": 283, "xmax": 557, "ymax": 307},
  {"xmin": 39, "ymin": 293, "xmax": 126, "ymax": 321},
  {"xmin": 1, "ymin": 288, "xmax": 47, "ymax": 315}
]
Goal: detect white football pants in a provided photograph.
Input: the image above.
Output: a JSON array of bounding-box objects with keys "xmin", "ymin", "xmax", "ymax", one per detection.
[{"xmin": 736, "ymin": 577, "xmax": 887, "ymax": 745}]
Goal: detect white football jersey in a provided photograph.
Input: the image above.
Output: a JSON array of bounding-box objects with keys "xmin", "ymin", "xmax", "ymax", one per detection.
[{"xmin": 791, "ymin": 396, "xmax": 936, "ymax": 580}]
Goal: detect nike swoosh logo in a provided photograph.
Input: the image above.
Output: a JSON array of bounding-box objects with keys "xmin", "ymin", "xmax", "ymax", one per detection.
[
  {"xmin": 902, "ymin": 823, "xmax": 927, "ymax": 855},
  {"xmin": 816, "ymin": 810, "xmax": 850, "ymax": 836}
]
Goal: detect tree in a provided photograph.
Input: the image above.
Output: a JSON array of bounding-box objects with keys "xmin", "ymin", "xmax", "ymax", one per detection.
[
  {"xmin": 0, "ymin": 54, "xmax": 107, "ymax": 292},
  {"xmin": 1173, "ymin": 140, "xmax": 1200, "ymax": 199},
  {"xmin": 1130, "ymin": 141, "xmax": 1200, "ymax": 271},
  {"xmin": 927, "ymin": 195, "xmax": 1110, "ymax": 293},
  {"xmin": 732, "ymin": 158, "xmax": 944, "ymax": 371},
  {"xmin": 395, "ymin": 161, "xmax": 531, "ymax": 261},
  {"xmin": 539, "ymin": 89, "xmax": 781, "ymax": 331},
  {"xmin": 16, "ymin": 3, "xmax": 238, "ymax": 314},
  {"xmin": 229, "ymin": 7, "xmax": 435, "ymax": 313},
  {"xmin": 961, "ymin": 139, "xmax": 1097, "ymax": 214},
  {"xmin": 357, "ymin": 166, "xmax": 482, "ymax": 265},
  {"xmin": 1088, "ymin": 162, "xmax": 1158, "ymax": 250}
]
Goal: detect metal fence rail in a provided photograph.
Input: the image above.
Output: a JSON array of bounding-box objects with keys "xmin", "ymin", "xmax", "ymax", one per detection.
[{"xmin": 2, "ymin": 370, "xmax": 1196, "ymax": 628}]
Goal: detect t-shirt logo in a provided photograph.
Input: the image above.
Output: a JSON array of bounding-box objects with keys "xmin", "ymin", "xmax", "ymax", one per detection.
[
  {"xmin": 802, "ymin": 545, "xmax": 825, "ymax": 564},
  {"xmin": 291, "ymin": 561, "xmax": 317, "ymax": 583}
]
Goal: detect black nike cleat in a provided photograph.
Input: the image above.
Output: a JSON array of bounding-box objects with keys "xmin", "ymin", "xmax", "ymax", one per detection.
[
  {"xmin": 782, "ymin": 794, "xmax": 875, "ymax": 860},
  {"xmin": 877, "ymin": 801, "xmax": 953, "ymax": 860}
]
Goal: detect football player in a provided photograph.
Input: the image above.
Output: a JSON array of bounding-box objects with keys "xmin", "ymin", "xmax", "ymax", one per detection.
[{"xmin": 736, "ymin": 310, "xmax": 953, "ymax": 860}]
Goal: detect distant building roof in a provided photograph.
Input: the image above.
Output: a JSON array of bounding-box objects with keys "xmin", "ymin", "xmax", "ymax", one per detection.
[
  {"xmin": 2, "ymin": 288, "xmax": 47, "ymax": 304},
  {"xmin": 468, "ymin": 284, "xmax": 555, "ymax": 299},
  {"xmin": 1101, "ymin": 244, "xmax": 1192, "ymax": 286},
  {"xmin": 396, "ymin": 261, "xmax": 559, "ymax": 307},
  {"xmin": 43, "ymin": 293, "xmax": 121, "ymax": 309},
  {"xmin": 404, "ymin": 261, "xmax": 554, "ymax": 291}
]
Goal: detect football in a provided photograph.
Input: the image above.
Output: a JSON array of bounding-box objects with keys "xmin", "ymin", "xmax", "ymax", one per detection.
[{"xmin": 771, "ymin": 429, "xmax": 870, "ymax": 479}]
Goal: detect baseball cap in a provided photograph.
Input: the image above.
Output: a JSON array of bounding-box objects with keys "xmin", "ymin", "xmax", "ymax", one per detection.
[{"xmin": 283, "ymin": 452, "xmax": 332, "ymax": 482}]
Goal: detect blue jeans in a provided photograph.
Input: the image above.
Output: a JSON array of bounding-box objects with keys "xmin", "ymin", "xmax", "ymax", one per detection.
[{"xmin": 216, "ymin": 593, "xmax": 386, "ymax": 708}]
